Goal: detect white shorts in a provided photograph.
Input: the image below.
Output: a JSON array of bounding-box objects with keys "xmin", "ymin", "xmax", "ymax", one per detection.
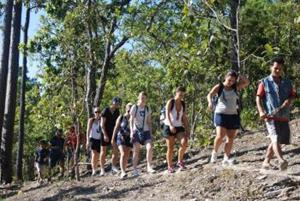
[{"xmin": 265, "ymin": 120, "xmax": 290, "ymax": 144}]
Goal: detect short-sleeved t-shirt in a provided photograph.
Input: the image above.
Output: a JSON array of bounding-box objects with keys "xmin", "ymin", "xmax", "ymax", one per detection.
[
  {"xmin": 130, "ymin": 105, "xmax": 151, "ymax": 132},
  {"xmin": 50, "ymin": 136, "xmax": 65, "ymax": 154},
  {"xmin": 35, "ymin": 148, "xmax": 49, "ymax": 165},
  {"xmin": 256, "ymin": 82, "xmax": 296, "ymax": 122},
  {"xmin": 101, "ymin": 107, "xmax": 120, "ymax": 136}
]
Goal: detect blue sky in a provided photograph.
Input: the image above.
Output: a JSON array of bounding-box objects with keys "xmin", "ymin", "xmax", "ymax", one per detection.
[{"xmin": 0, "ymin": 6, "xmax": 43, "ymax": 79}]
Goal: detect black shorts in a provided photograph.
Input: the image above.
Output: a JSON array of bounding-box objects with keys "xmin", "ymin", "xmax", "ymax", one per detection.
[
  {"xmin": 162, "ymin": 124, "xmax": 185, "ymax": 138},
  {"xmin": 49, "ymin": 152, "xmax": 64, "ymax": 168},
  {"xmin": 100, "ymin": 132, "xmax": 114, "ymax": 147},
  {"xmin": 90, "ymin": 138, "xmax": 101, "ymax": 153}
]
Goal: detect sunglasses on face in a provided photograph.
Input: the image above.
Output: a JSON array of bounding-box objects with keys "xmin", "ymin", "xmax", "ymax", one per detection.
[{"xmin": 94, "ymin": 111, "xmax": 100, "ymax": 113}]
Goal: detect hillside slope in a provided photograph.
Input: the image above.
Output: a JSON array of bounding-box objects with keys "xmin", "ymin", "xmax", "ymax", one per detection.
[{"xmin": 2, "ymin": 119, "xmax": 300, "ymax": 201}]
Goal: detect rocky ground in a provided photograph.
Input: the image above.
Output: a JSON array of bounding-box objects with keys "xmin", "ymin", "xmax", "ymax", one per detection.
[{"xmin": 1, "ymin": 119, "xmax": 300, "ymax": 201}]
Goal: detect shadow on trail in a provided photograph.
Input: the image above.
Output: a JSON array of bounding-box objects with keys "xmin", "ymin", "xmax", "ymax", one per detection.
[
  {"xmin": 42, "ymin": 185, "xmax": 97, "ymax": 201},
  {"xmin": 97, "ymin": 180, "xmax": 164, "ymax": 199}
]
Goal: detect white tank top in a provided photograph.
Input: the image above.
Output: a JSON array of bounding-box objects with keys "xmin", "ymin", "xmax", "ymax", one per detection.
[
  {"xmin": 164, "ymin": 103, "xmax": 183, "ymax": 127},
  {"xmin": 89, "ymin": 119, "xmax": 101, "ymax": 140}
]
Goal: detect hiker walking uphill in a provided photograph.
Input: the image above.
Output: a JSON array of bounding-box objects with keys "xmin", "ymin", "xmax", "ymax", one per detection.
[
  {"xmin": 256, "ymin": 57, "xmax": 297, "ymax": 171},
  {"xmin": 86, "ymin": 107, "xmax": 102, "ymax": 176},
  {"xmin": 35, "ymin": 140, "xmax": 50, "ymax": 184},
  {"xmin": 49, "ymin": 129, "xmax": 66, "ymax": 179},
  {"xmin": 112, "ymin": 103, "xmax": 133, "ymax": 179},
  {"xmin": 130, "ymin": 91, "xmax": 156, "ymax": 176},
  {"xmin": 162, "ymin": 87, "xmax": 190, "ymax": 174},
  {"xmin": 207, "ymin": 70, "xmax": 249, "ymax": 165},
  {"xmin": 100, "ymin": 97, "xmax": 122, "ymax": 176}
]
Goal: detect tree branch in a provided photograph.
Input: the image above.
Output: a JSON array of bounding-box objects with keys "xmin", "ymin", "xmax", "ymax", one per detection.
[{"xmin": 203, "ymin": 0, "xmax": 237, "ymax": 32}]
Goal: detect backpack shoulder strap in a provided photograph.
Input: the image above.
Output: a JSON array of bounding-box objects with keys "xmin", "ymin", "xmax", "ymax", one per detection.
[
  {"xmin": 170, "ymin": 98, "xmax": 175, "ymax": 110},
  {"xmin": 181, "ymin": 100, "xmax": 186, "ymax": 112},
  {"xmin": 134, "ymin": 105, "xmax": 138, "ymax": 117},
  {"xmin": 217, "ymin": 82, "xmax": 224, "ymax": 97}
]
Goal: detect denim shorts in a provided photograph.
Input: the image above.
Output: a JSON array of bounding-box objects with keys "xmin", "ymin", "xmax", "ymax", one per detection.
[
  {"xmin": 132, "ymin": 130, "xmax": 152, "ymax": 145},
  {"xmin": 214, "ymin": 113, "xmax": 240, "ymax": 129},
  {"xmin": 116, "ymin": 134, "xmax": 133, "ymax": 148}
]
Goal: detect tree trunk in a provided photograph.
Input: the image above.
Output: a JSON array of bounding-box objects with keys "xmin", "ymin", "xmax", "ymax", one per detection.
[
  {"xmin": 229, "ymin": 0, "xmax": 240, "ymax": 71},
  {"xmin": 16, "ymin": 6, "xmax": 30, "ymax": 181},
  {"xmin": 85, "ymin": 20, "xmax": 97, "ymax": 118},
  {"xmin": 0, "ymin": 0, "xmax": 14, "ymax": 180},
  {"xmin": 93, "ymin": 34, "xmax": 128, "ymax": 107},
  {"xmin": 1, "ymin": 0, "xmax": 22, "ymax": 184}
]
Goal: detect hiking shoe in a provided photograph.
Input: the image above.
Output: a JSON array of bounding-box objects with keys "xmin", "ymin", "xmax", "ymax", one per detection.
[
  {"xmin": 120, "ymin": 172, "xmax": 127, "ymax": 179},
  {"xmin": 91, "ymin": 170, "xmax": 97, "ymax": 176},
  {"xmin": 100, "ymin": 169, "xmax": 105, "ymax": 176},
  {"xmin": 132, "ymin": 169, "xmax": 140, "ymax": 177},
  {"xmin": 210, "ymin": 152, "xmax": 217, "ymax": 163},
  {"xmin": 222, "ymin": 158, "xmax": 237, "ymax": 166},
  {"xmin": 261, "ymin": 162, "xmax": 276, "ymax": 170},
  {"xmin": 279, "ymin": 160, "xmax": 288, "ymax": 171},
  {"xmin": 147, "ymin": 166, "xmax": 156, "ymax": 174},
  {"xmin": 112, "ymin": 165, "xmax": 120, "ymax": 174},
  {"xmin": 168, "ymin": 167, "xmax": 175, "ymax": 174},
  {"xmin": 177, "ymin": 161, "xmax": 187, "ymax": 171}
]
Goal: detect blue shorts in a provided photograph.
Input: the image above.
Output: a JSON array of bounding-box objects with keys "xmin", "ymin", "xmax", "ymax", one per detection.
[
  {"xmin": 214, "ymin": 113, "xmax": 240, "ymax": 129},
  {"xmin": 132, "ymin": 130, "xmax": 152, "ymax": 145},
  {"xmin": 116, "ymin": 134, "xmax": 133, "ymax": 148}
]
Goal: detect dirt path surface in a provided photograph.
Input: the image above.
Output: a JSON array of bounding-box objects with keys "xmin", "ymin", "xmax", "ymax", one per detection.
[{"xmin": 2, "ymin": 119, "xmax": 300, "ymax": 201}]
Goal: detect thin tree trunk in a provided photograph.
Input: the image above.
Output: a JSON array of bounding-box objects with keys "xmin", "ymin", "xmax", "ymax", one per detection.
[
  {"xmin": 0, "ymin": 1, "xmax": 14, "ymax": 181},
  {"xmin": 229, "ymin": 0, "xmax": 240, "ymax": 71},
  {"xmin": 70, "ymin": 64, "xmax": 81, "ymax": 181},
  {"xmin": 84, "ymin": 0, "xmax": 97, "ymax": 117},
  {"xmin": 16, "ymin": 6, "xmax": 30, "ymax": 181},
  {"xmin": 1, "ymin": 0, "xmax": 22, "ymax": 184},
  {"xmin": 93, "ymin": 35, "xmax": 128, "ymax": 107}
]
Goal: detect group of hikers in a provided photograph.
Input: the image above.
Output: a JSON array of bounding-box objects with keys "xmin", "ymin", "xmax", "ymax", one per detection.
[{"xmin": 34, "ymin": 57, "xmax": 296, "ymax": 183}]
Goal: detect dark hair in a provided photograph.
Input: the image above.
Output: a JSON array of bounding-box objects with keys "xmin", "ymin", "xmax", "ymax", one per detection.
[
  {"xmin": 112, "ymin": 97, "xmax": 122, "ymax": 105},
  {"xmin": 272, "ymin": 57, "xmax": 284, "ymax": 65},
  {"xmin": 176, "ymin": 86, "xmax": 186, "ymax": 93},
  {"xmin": 39, "ymin": 140, "xmax": 48, "ymax": 146},
  {"xmin": 56, "ymin": 129, "xmax": 63, "ymax": 135},
  {"xmin": 225, "ymin": 70, "xmax": 238, "ymax": 78}
]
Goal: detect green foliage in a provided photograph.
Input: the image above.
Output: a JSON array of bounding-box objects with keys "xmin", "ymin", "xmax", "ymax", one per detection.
[{"xmin": 8, "ymin": 0, "xmax": 300, "ymax": 181}]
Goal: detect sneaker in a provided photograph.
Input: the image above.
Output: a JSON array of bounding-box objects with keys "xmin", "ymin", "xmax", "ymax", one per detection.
[
  {"xmin": 120, "ymin": 172, "xmax": 127, "ymax": 179},
  {"xmin": 222, "ymin": 158, "xmax": 237, "ymax": 166},
  {"xmin": 91, "ymin": 170, "xmax": 97, "ymax": 176},
  {"xmin": 261, "ymin": 162, "xmax": 275, "ymax": 170},
  {"xmin": 111, "ymin": 166, "xmax": 120, "ymax": 174},
  {"xmin": 177, "ymin": 161, "xmax": 187, "ymax": 171},
  {"xmin": 279, "ymin": 160, "xmax": 288, "ymax": 171},
  {"xmin": 147, "ymin": 166, "xmax": 156, "ymax": 174},
  {"xmin": 168, "ymin": 167, "xmax": 175, "ymax": 174},
  {"xmin": 100, "ymin": 169, "xmax": 105, "ymax": 176},
  {"xmin": 210, "ymin": 152, "xmax": 217, "ymax": 163},
  {"xmin": 132, "ymin": 169, "xmax": 140, "ymax": 177}
]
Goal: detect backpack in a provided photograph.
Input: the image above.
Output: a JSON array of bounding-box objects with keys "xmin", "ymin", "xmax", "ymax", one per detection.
[{"xmin": 160, "ymin": 99, "xmax": 186, "ymax": 128}]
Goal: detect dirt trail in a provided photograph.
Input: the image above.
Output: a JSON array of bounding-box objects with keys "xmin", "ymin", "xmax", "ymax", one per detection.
[{"xmin": 2, "ymin": 119, "xmax": 300, "ymax": 201}]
